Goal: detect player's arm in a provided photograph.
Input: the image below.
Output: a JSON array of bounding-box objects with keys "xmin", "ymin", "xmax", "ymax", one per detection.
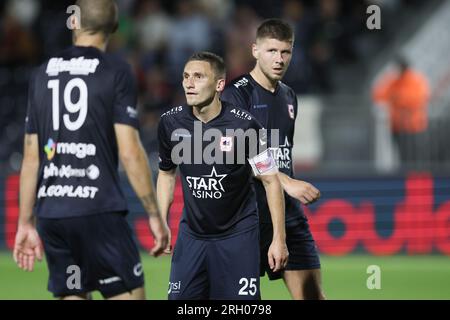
[
  {"xmin": 256, "ymin": 172, "xmax": 289, "ymax": 272},
  {"xmin": 277, "ymin": 171, "xmax": 321, "ymax": 205},
  {"xmin": 156, "ymin": 168, "xmax": 176, "ymax": 253},
  {"xmin": 249, "ymin": 140, "xmax": 288, "ymax": 272},
  {"xmin": 276, "ymin": 90, "xmax": 320, "ymax": 206},
  {"xmin": 115, "ymin": 124, "xmax": 169, "ymax": 257},
  {"xmin": 155, "ymin": 115, "xmax": 178, "ymax": 253},
  {"xmin": 13, "ymin": 133, "xmax": 43, "ymax": 271}
]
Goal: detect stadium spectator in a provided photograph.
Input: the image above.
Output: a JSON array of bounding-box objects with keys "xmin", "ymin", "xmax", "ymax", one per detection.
[
  {"xmin": 372, "ymin": 56, "xmax": 431, "ymax": 168},
  {"xmin": 166, "ymin": 0, "xmax": 212, "ymax": 82}
]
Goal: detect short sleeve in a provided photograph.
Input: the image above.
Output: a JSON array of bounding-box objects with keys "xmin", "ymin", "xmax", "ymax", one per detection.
[
  {"xmin": 157, "ymin": 117, "xmax": 177, "ymax": 171},
  {"xmin": 113, "ymin": 65, "xmax": 140, "ymax": 129},
  {"xmin": 247, "ymin": 117, "xmax": 277, "ymax": 176}
]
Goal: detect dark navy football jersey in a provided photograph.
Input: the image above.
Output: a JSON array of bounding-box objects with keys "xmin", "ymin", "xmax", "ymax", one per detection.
[
  {"xmin": 158, "ymin": 102, "xmax": 271, "ymax": 235},
  {"xmin": 221, "ymin": 74, "xmax": 306, "ymax": 225},
  {"xmin": 25, "ymin": 46, "xmax": 139, "ymax": 218}
]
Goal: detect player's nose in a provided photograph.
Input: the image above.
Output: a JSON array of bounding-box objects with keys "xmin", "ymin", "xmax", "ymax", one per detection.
[
  {"xmin": 274, "ymin": 51, "xmax": 284, "ymax": 63},
  {"xmin": 184, "ymin": 77, "xmax": 195, "ymax": 88}
]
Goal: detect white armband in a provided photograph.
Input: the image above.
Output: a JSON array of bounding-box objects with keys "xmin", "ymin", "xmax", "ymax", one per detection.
[{"xmin": 248, "ymin": 148, "xmax": 278, "ymax": 176}]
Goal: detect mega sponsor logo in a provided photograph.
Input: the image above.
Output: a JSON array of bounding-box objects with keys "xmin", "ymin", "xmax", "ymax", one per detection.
[
  {"xmin": 37, "ymin": 184, "xmax": 98, "ymax": 199},
  {"xmin": 186, "ymin": 167, "xmax": 227, "ymax": 199},
  {"xmin": 44, "ymin": 138, "xmax": 96, "ymax": 160},
  {"xmin": 44, "ymin": 138, "xmax": 56, "ymax": 160}
]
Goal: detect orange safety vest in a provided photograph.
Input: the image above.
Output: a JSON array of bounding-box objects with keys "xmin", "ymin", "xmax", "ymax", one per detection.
[{"xmin": 372, "ymin": 69, "xmax": 430, "ymax": 133}]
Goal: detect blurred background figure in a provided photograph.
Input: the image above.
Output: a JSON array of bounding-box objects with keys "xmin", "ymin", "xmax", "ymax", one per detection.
[{"xmin": 372, "ymin": 56, "xmax": 430, "ymax": 169}]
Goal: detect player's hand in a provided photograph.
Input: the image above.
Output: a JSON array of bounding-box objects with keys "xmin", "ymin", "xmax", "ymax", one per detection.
[
  {"xmin": 13, "ymin": 224, "xmax": 43, "ymax": 272},
  {"xmin": 148, "ymin": 216, "xmax": 170, "ymax": 257},
  {"xmin": 267, "ymin": 238, "xmax": 289, "ymax": 272},
  {"xmin": 163, "ymin": 228, "xmax": 172, "ymax": 255},
  {"xmin": 284, "ymin": 179, "xmax": 320, "ymax": 205}
]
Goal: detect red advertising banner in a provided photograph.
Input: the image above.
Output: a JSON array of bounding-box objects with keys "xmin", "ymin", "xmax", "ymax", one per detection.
[{"xmin": 2, "ymin": 173, "xmax": 449, "ymax": 255}]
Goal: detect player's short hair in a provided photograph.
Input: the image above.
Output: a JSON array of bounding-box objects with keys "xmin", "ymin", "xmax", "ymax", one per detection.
[
  {"xmin": 187, "ymin": 51, "xmax": 226, "ymax": 79},
  {"xmin": 75, "ymin": 0, "xmax": 118, "ymax": 37},
  {"xmin": 256, "ymin": 18, "xmax": 294, "ymax": 43}
]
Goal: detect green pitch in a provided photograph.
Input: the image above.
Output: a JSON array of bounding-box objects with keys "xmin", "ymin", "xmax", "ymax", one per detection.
[{"xmin": 0, "ymin": 252, "xmax": 449, "ymax": 299}]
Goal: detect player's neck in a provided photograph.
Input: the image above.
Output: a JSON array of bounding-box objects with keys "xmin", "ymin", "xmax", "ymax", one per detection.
[
  {"xmin": 250, "ymin": 68, "xmax": 277, "ymax": 93},
  {"xmin": 192, "ymin": 97, "xmax": 222, "ymax": 123},
  {"xmin": 73, "ymin": 33, "xmax": 108, "ymax": 52}
]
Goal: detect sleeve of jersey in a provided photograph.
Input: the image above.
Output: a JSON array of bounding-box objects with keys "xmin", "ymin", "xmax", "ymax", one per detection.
[
  {"xmin": 291, "ymin": 89, "xmax": 299, "ymax": 147},
  {"xmin": 220, "ymin": 86, "xmax": 251, "ymax": 111},
  {"xmin": 157, "ymin": 118, "xmax": 177, "ymax": 171},
  {"xmin": 247, "ymin": 118, "xmax": 278, "ymax": 176},
  {"xmin": 25, "ymin": 71, "xmax": 37, "ymax": 134},
  {"xmin": 292, "ymin": 89, "xmax": 299, "ymax": 120},
  {"xmin": 113, "ymin": 66, "xmax": 140, "ymax": 129}
]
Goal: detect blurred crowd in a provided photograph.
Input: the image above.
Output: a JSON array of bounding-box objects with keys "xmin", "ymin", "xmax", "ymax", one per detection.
[{"xmin": 0, "ymin": 0, "xmax": 424, "ymax": 172}]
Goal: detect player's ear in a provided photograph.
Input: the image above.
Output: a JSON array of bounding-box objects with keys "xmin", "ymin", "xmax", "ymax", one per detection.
[
  {"xmin": 252, "ymin": 43, "xmax": 259, "ymax": 59},
  {"xmin": 216, "ymin": 78, "xmax": 225, "ymax": 92},
  {"xmin": 70, "ymin": 14, "xmax": 81, "ymax": 30}
]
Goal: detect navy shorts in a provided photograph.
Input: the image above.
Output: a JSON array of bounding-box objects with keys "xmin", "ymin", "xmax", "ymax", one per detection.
[
  {"xmin": 168, "ymin": 224, "xmax": 260, "ymax": 300},
  {"xmin": 260, "ymin": 220, "xmax": 321, "ymax": 280},
  {"xmin": 37, "ymin": 212, "xmax": 144, "ymax": 298}
]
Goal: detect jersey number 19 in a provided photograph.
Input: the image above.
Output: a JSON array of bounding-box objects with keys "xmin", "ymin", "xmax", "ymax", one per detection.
[{"xmin": 47, "ymin": 78, "xmax": 88, "ymax": 131}]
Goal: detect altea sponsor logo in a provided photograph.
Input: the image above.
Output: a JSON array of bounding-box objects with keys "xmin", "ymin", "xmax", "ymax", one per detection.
[
  {"xmin": 186, "ymin": 167, "xmax": 227, "ymax": 199},
  {"xmin": 37, "ymin": 185, "xmax": 99, "ymax": 199},
  {"xmin": 46, "ymin": 57, "xmax": 99, "ymax": 76},
  {"xmin": 44, "ymin": 138, "xmax": 96, "ymax": 160},
  {"xmin": 230, "ymin": 108, "xmax": 252, "ymax": 121},
  {"xmin": 43, "ymin": 163, "xmax": 100, "ymax": 180},
  {"xmin": 233, "ymin": 77, "xmax": 248, "ymax": 88},
  {"xmin": 161, "ymin": 106, "xmax": 183, "ymax": 118},
  {"xmin": 271, "ymin": 136, "xmax": 291, "ymax": 170}
]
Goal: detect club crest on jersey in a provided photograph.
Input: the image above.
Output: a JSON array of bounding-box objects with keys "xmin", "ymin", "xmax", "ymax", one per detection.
[
  {"xmin": 287, "ymin": 104, "xmax": 295, "ymax": 119},
  {"xmin": 220, "ymin": 136, "xmax": 233, "ymax": 152}
]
